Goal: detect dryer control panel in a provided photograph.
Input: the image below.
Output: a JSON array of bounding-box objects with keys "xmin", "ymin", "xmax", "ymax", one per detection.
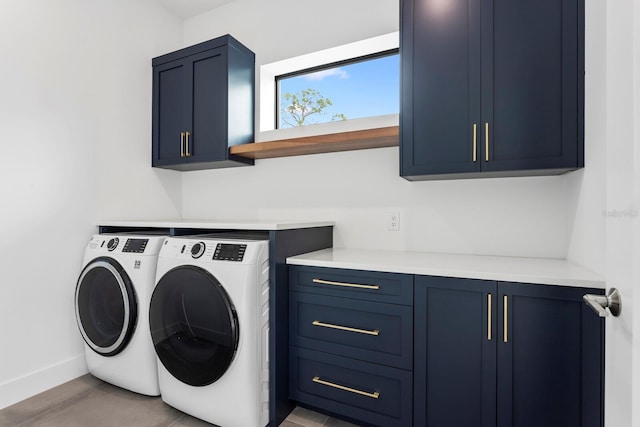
[
  {"xmin": 123, "ymin": 238, "xmax": 149, "ymax": 253},
  {"xmin": 86, "ymin": 234, "xmax": 166, "ymax": 257},
  {"xmin": 213, "ymin": 244, "xmax": 247, "ymax": 262},
  {"xmin": 161, "ymin": 237, "xmax": 267, "ymax": 264}
]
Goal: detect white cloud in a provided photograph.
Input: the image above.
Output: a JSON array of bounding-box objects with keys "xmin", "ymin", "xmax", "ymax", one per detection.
[{"xmin": 303, "ymin": 68, "xmax": 350, "ymax": 81}]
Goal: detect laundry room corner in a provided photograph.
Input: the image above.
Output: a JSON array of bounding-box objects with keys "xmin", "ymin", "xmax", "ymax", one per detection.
[{"xmin": 0, "ymin": 0, "xmax": 183, "ymax": 410}]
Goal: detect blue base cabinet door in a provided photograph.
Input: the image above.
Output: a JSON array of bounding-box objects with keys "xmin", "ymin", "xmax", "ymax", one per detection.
[
  {"xmin": 415, "ymin": 276, "xmax": 604, "ymax": 427},
  {"xmin": 414, "ymin": 277, "xmax": 497, "ymax": 427},
  {"xmin": 497, "ymin": 282, "xmax": 604, "ymax": 427}
]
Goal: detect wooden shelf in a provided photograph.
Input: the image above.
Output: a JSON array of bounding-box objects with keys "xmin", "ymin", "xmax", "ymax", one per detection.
[{"xmin": 229, "ymin": 126, "xmax": 399, "ymax": 159}]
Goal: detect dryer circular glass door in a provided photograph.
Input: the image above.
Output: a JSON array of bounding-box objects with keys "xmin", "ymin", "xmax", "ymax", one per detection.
[
  {"xmin": 75, "ymin": 257, "xmax": 138, "ymax": 356},
  {"xmin": 149, "ymin": 265, "xmax": 239, "ymax": 387}
]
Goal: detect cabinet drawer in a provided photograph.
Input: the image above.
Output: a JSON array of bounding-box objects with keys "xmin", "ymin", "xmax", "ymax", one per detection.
[
  {"xmin": 290, "ymin": 292, "xmax": 412, "ymax": 369},
  {"xmin": 290, "ymin": 347, "xmax": 412, "ymax": 427},
  {"xmin": 289, "ymin": 266, "xmax": 413, "ymax": 305}
]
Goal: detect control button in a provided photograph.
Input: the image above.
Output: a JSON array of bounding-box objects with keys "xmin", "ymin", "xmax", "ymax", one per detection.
[
  {"xmin": 107, "ymin": 238, "xmax": 119, "ymax": 251},
  {"xmin": 191, "ymin": 242, "xmax": 205, "ymax": 259}
]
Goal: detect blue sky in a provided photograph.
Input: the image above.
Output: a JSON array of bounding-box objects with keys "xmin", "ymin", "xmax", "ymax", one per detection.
[{"xmin": 278, "ymin": 54, "xmax": 399, "ymax": 128}]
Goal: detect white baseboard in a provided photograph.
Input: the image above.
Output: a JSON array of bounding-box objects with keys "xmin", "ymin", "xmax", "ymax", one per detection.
[{"xmin": 0, "ymin": 354, "xmax": 88, "ymax": 410}]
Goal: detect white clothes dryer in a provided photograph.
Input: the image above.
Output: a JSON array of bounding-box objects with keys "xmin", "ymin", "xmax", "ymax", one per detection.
[
  {"xmin": 150, "ymin": 236, "xmax": 269, "ymax": 427},
  {"xmin": 75, "ymin": 234, "xmax": 165, "ymax": 396}
]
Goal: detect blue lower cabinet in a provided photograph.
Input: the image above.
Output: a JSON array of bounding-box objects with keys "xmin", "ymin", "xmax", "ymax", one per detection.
[
  {"xmin": 290, "ymin": 347, "xmax": 413, "ymax": 427},
  {"xmin": 497, "ymin": 282, "xmax": 604, "ymax": 427},
  {"xmin": 289, "ymin": 265, "xmax": 413, "ymax": 305},
  {"xmin": 288, "ymin": 266, "xmax": 413, "ymax": 426},
  {"xmin": 289, "ymin": 292, "xmax": 413, "ymax": 370},
  {"xmin": 414, "ymin": 277, "xmax": 497, "ymax": 427},
  {"xmin": 415, "ymin": 276, "xmax": 605, "ymax": 427}
]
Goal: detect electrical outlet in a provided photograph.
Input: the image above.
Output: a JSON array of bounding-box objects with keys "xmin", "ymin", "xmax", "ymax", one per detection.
[{"xmin": 388, "ymin": 212, "xmax": 400, "ymax": 231}]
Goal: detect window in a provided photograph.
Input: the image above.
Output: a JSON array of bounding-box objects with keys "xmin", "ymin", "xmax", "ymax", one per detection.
[
  {"xmin": 276, "ymin": 50, "xmax": 399, "ymax": 129},
  {"xmin": 259, "ymin": 32, "xmax": 399, "ymax": 134}
]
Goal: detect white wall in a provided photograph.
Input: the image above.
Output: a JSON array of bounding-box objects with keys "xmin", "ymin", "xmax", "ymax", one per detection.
[
  {"xmin": 0, "ymin": 0, "xmax": 182, "ymax": 409},
  {"xmin": 565, "ymin": 0, "xmax": 607, "ymax": 275},
  {"xmin": 180, "ymin": 0, "xmax": 570, "ymax": 259},
  {"xmin": 633, "ymin": 3, "xmax": 640, "ymax": 425}
]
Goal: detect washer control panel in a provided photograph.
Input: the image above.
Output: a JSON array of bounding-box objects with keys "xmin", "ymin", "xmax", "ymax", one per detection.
[
  {"xmin": 213, "ymin": 243, "xmax": 247, "ymax": 262},
  {"xmin": 122, "ymin": 238, "xmax": 149, "ymax": 253},
  {"xmin": 88, "ymin": 234, "xmax": 165, "ymax": 255}
]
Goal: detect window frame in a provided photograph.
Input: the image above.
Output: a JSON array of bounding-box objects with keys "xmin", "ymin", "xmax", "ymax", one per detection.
[
  {"xmin": 259, "ymin": 32, "xmax": 399, "ymax": 135},
  {"xmin": 274, "ymin": 48, "xmax": 399, "ymax": 130}
]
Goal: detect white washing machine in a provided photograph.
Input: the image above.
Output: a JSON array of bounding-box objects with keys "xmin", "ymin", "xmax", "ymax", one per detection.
[
  {"xmin": 75, "ymin": 233, "xmax": 165, "ymax": 396},
  {"xmin": 150, "ymin": 236, "xmax": 269, "ymax": 427}
]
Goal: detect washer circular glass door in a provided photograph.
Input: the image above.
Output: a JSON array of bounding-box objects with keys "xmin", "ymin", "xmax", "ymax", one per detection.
[
  {"xmin": 149, "ymin": 265, "xmax": 239, "ymax": 387},
  {"xmin": 75, "ymin": 257, "xmax": 138, "ymax": 356}
]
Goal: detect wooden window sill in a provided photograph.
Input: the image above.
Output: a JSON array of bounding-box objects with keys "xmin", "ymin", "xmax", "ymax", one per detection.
[{"xmin": 229, "ymin": 126, "xmax": 399, "ymax": 160}]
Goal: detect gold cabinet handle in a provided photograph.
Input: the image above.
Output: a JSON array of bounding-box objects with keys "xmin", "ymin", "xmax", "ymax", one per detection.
[
  {"xmin": 312, "ymin": 278, "xmax": 380, "ymax": 290},
  {"xmin": 180, "ymin": 132, "xmax": 185, "ymax": 157},
  {"xmin": 473, "ymin": 123, "xmax": 477, "ymax": 162},
  {"xmin": 485, "ymin": 123, "xmax": 489, "ymax": 162},
  {"xmin": 503, "ymin": 295, "xmax": 508, "ymax": 343},
  {"xmin": 312, "ymin": 320, "xmax": 380, "ymax": 336},
  {"xmin": 185, "ymin": 131, "xmax": 191, "ymax": 157},
  {"xmin": 487, "ymin": 294, "xmax": 492, "ymax": 341},
  {"xmin": 312, "ymin": 376, "xmax": 380, "ymax": 399}
]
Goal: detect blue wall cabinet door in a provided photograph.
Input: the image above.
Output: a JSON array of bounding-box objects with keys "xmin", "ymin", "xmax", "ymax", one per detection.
[
  {"xmin": 153, "ymin": 59, "xmax": 188, "ymax": 166},
  {"xmin": 415, "ymin": 276, "xmax": 604, "ymax": 427},
  {"xmin": 152, "ymin": 35, "xmax": 255, "ymax": 171},
  {"xmin": 401, "ymin": 0, "xmax": 584, "ymax": 180},
  {"xmin": 400, "ymin": 0, "xmax": 482, "ymax": 178},
  {"xmin": 480, "ymin": 0, "xmax": 583, "ymax": 174}
]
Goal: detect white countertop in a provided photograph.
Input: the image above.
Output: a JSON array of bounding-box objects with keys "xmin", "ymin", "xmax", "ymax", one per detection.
[
  {"xmin": 99, "ymin": 219, "xmax": 335, "ymax": 231},
  {"xmin": 287, "ymin": 248, "xmax": 605, "ymax": 289}
]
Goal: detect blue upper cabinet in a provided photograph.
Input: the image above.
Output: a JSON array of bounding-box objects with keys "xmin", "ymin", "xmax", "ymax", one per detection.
[
  {"xmin": 152, "ymin": 35, "xmax": 255, "ymax": 171},
  {"xmin": 400, "ymin": 0, "xmax": 584, "ymax": 180}
]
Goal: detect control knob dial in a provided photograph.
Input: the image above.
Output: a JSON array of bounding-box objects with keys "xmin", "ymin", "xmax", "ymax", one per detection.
[
  {"xmin": 107, "ymin": 237, "xmax": 119, "ymax": 251},
  {"xmin": 191, "ymin": 242, "xmax": 206, "ymax": 259}
]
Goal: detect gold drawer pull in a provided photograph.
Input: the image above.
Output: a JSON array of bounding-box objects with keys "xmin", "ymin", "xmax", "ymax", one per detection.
[
  {"xmin": 503, "ymin": 295, "xmax": 508, "ymax": 343},
  {"xmin": 473, "ymin": 123, "xmax": 478, "ymax": 162},
  {"xmin": 312, "ymin": 278, "xmax": 380, "ymax": 290},
  {"xmin": 487, "ymin": 294, "xmax": 492, "ymax": 341},
  {"xmin": 312, "ymin": 376, "xmax": 380, "ymax": 399},
  {"xmin": 312, "ymin": 320, "xmax": 380, "ymax": 336},
  {"xmin": 485, "ymin": 122, "xmax": 489, "ymax": 162}
]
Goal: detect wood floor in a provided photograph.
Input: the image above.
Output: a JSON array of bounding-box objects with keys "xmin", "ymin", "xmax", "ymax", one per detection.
[{"xmin": 0, "ymin": 375, "xmax": 358, "ymax": 427}]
